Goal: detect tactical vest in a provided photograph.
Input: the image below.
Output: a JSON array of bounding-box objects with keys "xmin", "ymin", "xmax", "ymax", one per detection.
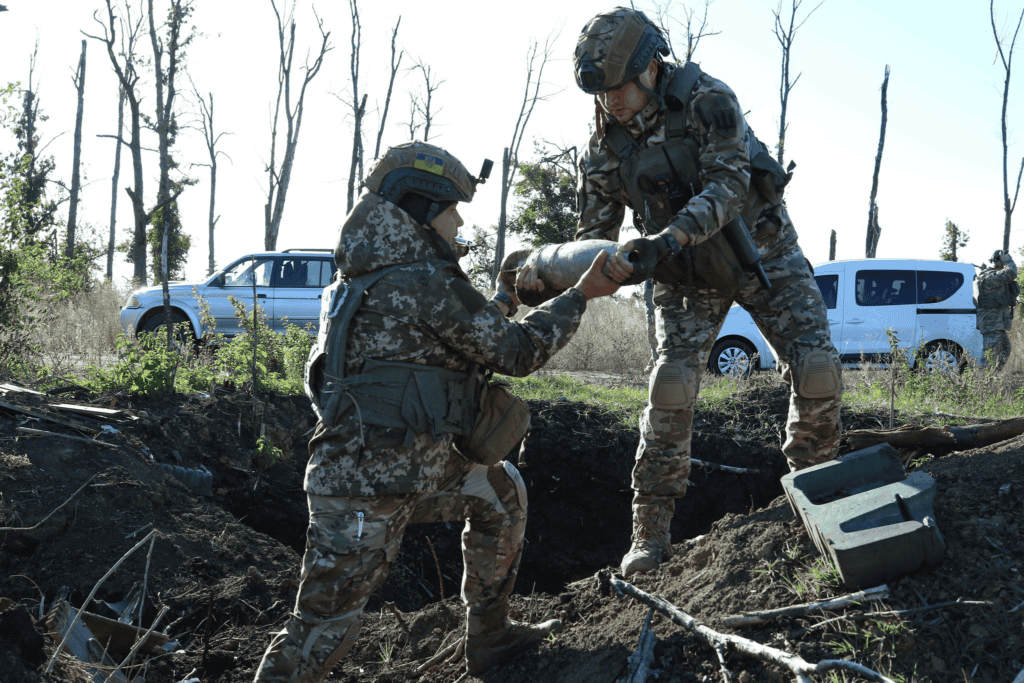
[
  {"xmin": 304, "ymin": 265, "xmax": 480, "ymax": 447},
  {"xmin": 602, "ymin": 62, "xmax": 792, "ymax": 292},
  {"xmin": 974, "ymin": 268, "xmax": 1021, "ymax": 310}
]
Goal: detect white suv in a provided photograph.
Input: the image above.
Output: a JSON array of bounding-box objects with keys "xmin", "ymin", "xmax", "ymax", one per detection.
[
  {"xmin": 121, "ymin": 249, "xmax": 337, "ymax": 339},
  {"xmin": 709, "ymin": 259, "xmax": 983, "ymax": 376}
]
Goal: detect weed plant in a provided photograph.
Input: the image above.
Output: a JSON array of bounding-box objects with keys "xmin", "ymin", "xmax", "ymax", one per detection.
[{"xmin": 539, "ymin": 294, "xmax": 651, "ymax": 374}]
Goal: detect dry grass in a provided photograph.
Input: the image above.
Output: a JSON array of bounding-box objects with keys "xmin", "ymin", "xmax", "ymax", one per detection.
[
  {"xmin": 28, "ymin": 282, "xmax": 126, "ymax": 376},
  {"xmin": 537, "ymin": 294, "xmax": 651, "ymax": 375}
]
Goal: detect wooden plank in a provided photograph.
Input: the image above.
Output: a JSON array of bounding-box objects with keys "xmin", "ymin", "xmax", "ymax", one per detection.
[
  {"xmin": 0, "ymin": 400, "xmax": 99, "ymax": 434},
  {"xmin": 49, "ymin": 403, "xmax": 130, "ymax": 421},
  {"xmin": 0, "ymin": 382, "xmax": 44, "ymax": 395}
]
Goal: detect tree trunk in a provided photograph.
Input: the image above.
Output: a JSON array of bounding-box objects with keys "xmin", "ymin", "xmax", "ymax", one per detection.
[
  {"xmin": 346, "ymin": 94, "xmax": 366, "ymax": 214},
  {"xmin": 829, "ymin": 229, "xmax": 836, "ymax": 260},
  {"xmin": 127, "ymin": 96, "xmax": 147, "ymax": 286},
  {"xmin": 990, "ymin": 2, "xmax": 1024, "ymax": 252},
  {"xmin": 66, "ymin": 40, "xmax": 87, "ymax": 260},
  {"xmin": 845, "ymin": 417, "xmax": 1024, "ymax": 453},
  {"xmin": 492, "ymin": 146, "xmax": 511, "ymax": 287},
  {"xmin": 208, "ymin": 154, "xmax": 218, "ymax": 276},
  {"xmin": 106, "ymin": 85, "xmax": 125, "ymax": 283},
  {"xmin": 865, "ymin": 65, "xmax": 889, "ymax": 259}
]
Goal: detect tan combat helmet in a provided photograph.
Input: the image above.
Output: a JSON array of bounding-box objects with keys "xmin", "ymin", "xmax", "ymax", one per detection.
[
  {"xmin": 574, "ymin": 7, "xmax": 671, "ymax": 94},
  {"xmin": 364, "ymin": 141, "xmax": 492, "ymax": 224}
]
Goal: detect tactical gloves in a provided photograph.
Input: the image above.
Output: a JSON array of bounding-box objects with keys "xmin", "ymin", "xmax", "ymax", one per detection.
[{"xmin": 619, "ymin": 229, "xmax": 686, "ymax": 284}]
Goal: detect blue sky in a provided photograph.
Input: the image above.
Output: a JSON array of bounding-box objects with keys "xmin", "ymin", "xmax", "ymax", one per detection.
[{"xmin": 1, "ymin": 0, "xmax": 1022, "ymax": 286}]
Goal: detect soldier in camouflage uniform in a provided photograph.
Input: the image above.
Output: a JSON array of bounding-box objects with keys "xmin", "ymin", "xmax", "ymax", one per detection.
[
  {"xmin": 253, "ymin": 141, "xmax": 620, "ymax": 683},
  {"xmin": 974, "ymin": 249, "xmax": 1019, "ymax": 370},
  {"xmin": 570, "ymin": 8, "xmax": 843, "ymax": 577}
]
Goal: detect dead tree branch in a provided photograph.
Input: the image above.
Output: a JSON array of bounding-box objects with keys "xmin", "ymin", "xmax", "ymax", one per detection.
[
  {"xmin": 597, "ymin": 570, "xmax": 896, "ymax": 683},
  {"xmin": 373, "ymin": 16, "xmax": 402, "ymax": 161},
  {"xmin": 772, "ymin": 0, "xmax": 826, "ymax": 166},
  {"xmin": 650, "ymin": 0, "xmax": 720, "ymax": 62},
  {"xmin": 990, "ymin": 1, "xmax": 1024, "ymax": 251},
  {"xmin": 264, "ymin": 0, "xmax": 333, "ymax": 251},
  {"xmin": 865, "ymin": 64, "xmax": 889, "ymax": 258},
  {"xmin": 723, "ymin": 584, "xmax": 889, "ymax": 627},
  {"xmin": 411, "ymin": 58, "xmax": 445, "ymax": 142}
]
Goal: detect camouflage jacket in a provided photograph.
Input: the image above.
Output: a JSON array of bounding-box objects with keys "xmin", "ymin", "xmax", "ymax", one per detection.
[
  {"xmin": 575, "ymin": 63, "xmax": 797, "ymax": 259},
  {"xmin": 305, "ymin": 193, "xmax": 588, "ymax": 497},
  {"xmin": 975, "ymin": 257, "xmax": 1019, "ymax": 332}
]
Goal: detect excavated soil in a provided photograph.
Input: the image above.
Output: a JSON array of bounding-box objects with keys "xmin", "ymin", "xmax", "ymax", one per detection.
[{"xmin": 0, "ymin": 378, "xmax": 1021, "ymax": 683}]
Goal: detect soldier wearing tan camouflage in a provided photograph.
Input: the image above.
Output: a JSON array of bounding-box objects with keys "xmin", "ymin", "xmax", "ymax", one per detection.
[
  {"xmin": 253, "ymin": 142, "xmax": 620, "ymax": 682},
  {"xmin": 974, "ymin": 249, "xmax": 1019, "ymax": 370},
  {"xmin": 571, "ymin": 8, "xmax": 843, "ymax": 577}
]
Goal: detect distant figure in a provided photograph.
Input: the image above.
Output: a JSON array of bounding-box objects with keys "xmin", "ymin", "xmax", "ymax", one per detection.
[{"xmin": 974, "ymin": 249, "xmax": 1019, "ymax": 370}]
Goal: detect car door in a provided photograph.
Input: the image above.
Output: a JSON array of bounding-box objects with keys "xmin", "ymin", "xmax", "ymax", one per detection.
[
  {"xmin": 813, "ymin": 270, "xmax": 844, "ymax": 356},
  {"xmin": 271, "ymin": 257, "xmax": 336, "ymax": 332},
  {"xmin": 205, "ymin": 256, "xmax": 275, "ymax": 336},
  {"xmin": 847, "ymin": 267, "xmax": 917, "ymax": 360}
]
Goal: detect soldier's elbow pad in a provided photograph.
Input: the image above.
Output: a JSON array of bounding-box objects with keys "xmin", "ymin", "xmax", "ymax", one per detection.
[{"xmin": 795, "ymin": 350, "xmax": 842, "ymax": 400}]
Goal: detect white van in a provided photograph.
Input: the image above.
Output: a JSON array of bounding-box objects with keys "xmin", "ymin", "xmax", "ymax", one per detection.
[{"xmin": 709, "ymin": 259, "xmax": 982, "ymax": 376}]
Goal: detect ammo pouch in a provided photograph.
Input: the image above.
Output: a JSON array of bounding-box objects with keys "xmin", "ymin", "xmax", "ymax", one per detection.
[{"xmin": 457, "ymin": 376, "xmax": 531, "ymax": 466}]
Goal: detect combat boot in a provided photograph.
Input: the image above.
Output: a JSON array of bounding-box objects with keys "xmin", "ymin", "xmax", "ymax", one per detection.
[
  {"xmin": 620, "ymin": 496, "xmax": 674, "ymax": 577},
  {"xmin": 465, "ymin": 619, "xmax": 563, "ymax": 674}
]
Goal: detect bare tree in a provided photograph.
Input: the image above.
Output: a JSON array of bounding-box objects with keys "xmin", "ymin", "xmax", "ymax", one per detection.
[
  {"xmin": 85, "ymin": 0, "xmax": 150, "ymax": 285},
  {"xmin": 649, "ymin": 0, "xmax": 720, "ymax": 62},
  {"xmin": 491, "ymin": 33, "xmax": 559, "ymax": 286},
  {"xmin": 402, "ymin": 94, "xmax": 421, "ymax": 140},
  {"xmin": 829, "ymin": 229, "xmax": 836, "ymax": 260},
  {"xmin": 190, "ymin": 78, "xmax": 231, "ymax": 276},
  {"xmin": 772, "ymin": 0, "xmax": 826, "ymax": 166},
  {"xmin": 343, "ymin": 0, "xmax": 366, "ymax": 213},
  {"xmin": 865, "ymin": 65, "xmax": 889, "ymax": 259},
  {"xmin": 65, "ymin": 40, "xmax": 87, "ymax": 259},
  {"xmin": 264, "ymin": 0, "xmax": 332, "ymax": 251},
  {"xmin": 105, "ymin": 84, "xmax": 125, "ymax": 282},
  {"xmin": 990, "ymin": 1, "xmax": 1024, "ymax": 252},
  {"xmin": 411, "ymin": 59, "xmax": 445, "ymax": 142},
  {"xmin": 372, "ymin": 17, "xmax": 402, "ymax": 161}
]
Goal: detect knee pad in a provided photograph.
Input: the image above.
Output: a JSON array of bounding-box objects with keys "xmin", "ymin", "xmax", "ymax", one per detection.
[
  {"xmin": 649, "ymin": 360, "xmax": 693, "ymax": 411},
  {"xmin": 794, "ymin": 350, "xmax": 841, "ymax": 399}
]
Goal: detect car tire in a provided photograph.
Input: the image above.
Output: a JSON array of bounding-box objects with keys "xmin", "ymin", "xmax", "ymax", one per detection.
[
  {"xmin": 140, "ymin": 311, "xmax": 194, "ymax": 347},
  {"xmin": 922, "ymin": 341, "xmax": 964, "ymax": 375},
  {"xmin": 709, "ymin": 338, "xmax": 756, "ymax": 377}
]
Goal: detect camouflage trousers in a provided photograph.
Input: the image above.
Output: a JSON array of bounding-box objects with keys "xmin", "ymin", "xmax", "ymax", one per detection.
[
  {"xmin": 982, "ymin": 330, "xmax": 1012, "ymax": 370},
  {"xmin": 634, "ymin": 245, "xmax": 843, "ymax": 501},
  {"xmin": 253, "ymin": 459, "xmax": 528, "ymax": 683}
]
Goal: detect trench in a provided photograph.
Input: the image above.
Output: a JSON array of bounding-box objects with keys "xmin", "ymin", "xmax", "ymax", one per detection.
[{"xmin": 219, "ymin": 394, "xmax": 789, "ymax": 613}]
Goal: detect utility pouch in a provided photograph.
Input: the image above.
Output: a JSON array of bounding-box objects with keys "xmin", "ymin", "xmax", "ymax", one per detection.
[
  {"xmin": 457, "ymin": 378, "xmax": 530, "ymax": 466},
  {"xmin": 652, "ymin": 230, "xmax": 746, "ymax": 293}
]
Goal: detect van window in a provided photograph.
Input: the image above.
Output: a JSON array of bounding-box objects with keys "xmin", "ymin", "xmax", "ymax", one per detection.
[
  {"xmin": 814, "ymin": 274, "xmax": 838, "ymax": 309},
  {"xmin": 855, "ymin": 269, "xmax": 916, "ymax": 306},
  {"xmin": 917, "ymin": 270, "xmax": 964, "ymax": 304}
]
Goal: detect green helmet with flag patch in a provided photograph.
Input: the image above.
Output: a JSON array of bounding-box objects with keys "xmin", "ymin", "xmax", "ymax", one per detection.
[
  {"xmin": 574, "ymin": 7, "xmax": 670, "ymax": 94},
  {"xmin": 364, "ymin": 141, "xmax": 490, "ymax": 224}
]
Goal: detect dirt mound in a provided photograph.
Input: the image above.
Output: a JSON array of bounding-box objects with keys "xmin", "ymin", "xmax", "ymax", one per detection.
[{"xmin": 1, "ymin": 381, "xmax": 1021, "ymax": 682}]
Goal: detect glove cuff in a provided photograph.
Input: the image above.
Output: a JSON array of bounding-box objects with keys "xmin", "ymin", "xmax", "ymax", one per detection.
[{"xmin": 657, "ymin": 230, "xmax": 684, "ymax": 261}]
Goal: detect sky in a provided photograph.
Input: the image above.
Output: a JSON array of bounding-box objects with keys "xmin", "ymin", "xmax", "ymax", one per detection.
[{"xmin": 1, "ymin": 0, "xmax": 1023, "ymax": 292}]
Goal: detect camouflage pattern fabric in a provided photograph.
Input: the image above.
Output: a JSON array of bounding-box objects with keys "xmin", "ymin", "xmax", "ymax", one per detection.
[
  {"xmin": 975, "ymin": 258, "xmax": 1018, "ymax": 333},
  {"xmin": 308, "ymin": 193, "xmax": 588, "ymax": 498},
  {"xmin": 254, "ymin": 458, "xmax": 527, "ymax": 683},
  {"xmin": 255, "ymin": 192, "xmax": 589, "ymax": 681},
  {"xmin": 575, "ymin": 63, "xmax": 841, "ymax": 500},
  {"xmin": 982, "ymin": 330, "xmax": 1012, "ymax": 370}
]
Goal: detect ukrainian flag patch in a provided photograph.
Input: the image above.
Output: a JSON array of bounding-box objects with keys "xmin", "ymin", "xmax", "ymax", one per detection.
[{"xmin": 414, "ymin": 153, "xmax": 445, "ymax": 176}]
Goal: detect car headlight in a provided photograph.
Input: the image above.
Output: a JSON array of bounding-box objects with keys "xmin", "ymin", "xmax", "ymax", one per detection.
[{"xmin": 124, "ymin": 295, "xmax": 141, "ymax": 309}]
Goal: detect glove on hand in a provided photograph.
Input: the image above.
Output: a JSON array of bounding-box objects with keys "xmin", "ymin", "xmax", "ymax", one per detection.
[{"xmin": 618, "ymin": 230, "xmax": 685, "ymax": 284}]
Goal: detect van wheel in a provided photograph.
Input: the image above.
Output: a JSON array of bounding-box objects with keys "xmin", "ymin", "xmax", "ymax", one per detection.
[
  {"xmin": 709, "ymin": 339, "xmax": 756, "ymax": 377},
  {"xmin": 922, "ymin": 341, "xmax": 964, "ymax": 375}
]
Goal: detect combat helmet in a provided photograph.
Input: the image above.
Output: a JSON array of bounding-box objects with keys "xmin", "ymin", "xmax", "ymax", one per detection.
[
  {"xmin": 364, "ymin": 141, "xmax": 492, "ymax": 224},
  {"xmin": 574, "ymin": 7, "xmax": 670, "ymax": 94},
  {"xmin": 991, "ymin": 249, "xmax": 1005, "ymax": 265}
]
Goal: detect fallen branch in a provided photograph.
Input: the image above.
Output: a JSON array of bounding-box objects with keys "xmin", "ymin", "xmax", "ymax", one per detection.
[
  {"xmin": 789, "ymin": 598, "xmax": 992, "ymax": 638},
  {"xmin": 0, "ymin": 473, "xmax": 99, "ymax": 532},
  {"xmin": 723, "ymin": 585, "xmax": 889, "ymax": 627},
  {"xmin": 384, "ymin": 601, "xmax": 410, "ymax": 636},
  {"xmin": 618, "ymin": 607, "xmax": 657, "ymax": 683},
  {"xmin": 45, "ymin": 529, "xmax": 158, "ymax": 674},
  {"xmin": 16, "ymin": 426, "xmax": 121, "ymax": 449},
  {"xmin": 691, "ymin": 459, "xmax": 763, "ymax": 475},
  {"xmin": 845, "ymin": 417, "xmax": 1024, "ymax": 452},
  {"xmin": 597, "ymin": 570, "xmax": 895, "ymax": 683}
]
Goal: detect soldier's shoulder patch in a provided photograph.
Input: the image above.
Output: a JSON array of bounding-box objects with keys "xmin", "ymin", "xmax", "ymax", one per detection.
[{"xmin": 695, "ymin": 92, "xmax": 739, "ymax": 138}]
